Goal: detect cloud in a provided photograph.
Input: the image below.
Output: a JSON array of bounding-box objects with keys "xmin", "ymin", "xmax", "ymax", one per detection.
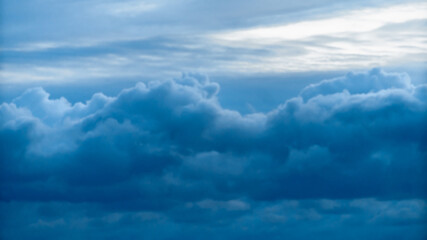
[
  {"xmin": 1, "ymin": 69, "xmax": 426, "ymax": 239},
  {"xmin": 300, "ymin": 68, "xmax": 413, "ymax": 100},
  {"xmin": 1, "ymin": 198, "xmax": 425, "ymax": 240},
  {"xmin": 102, "ymin": 1, "xmax": 159, "ymax": 17},
  {"xmin": 3, "ymin": 1, "xmax": 426, "ymax": 85},
  {"xmin": 212, "ymin": 3, "xmax": 427, "ymax": 42}
]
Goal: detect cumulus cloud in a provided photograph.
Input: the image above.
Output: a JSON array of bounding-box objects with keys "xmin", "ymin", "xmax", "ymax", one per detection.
[
  {"xmin": 1, "ymin": 69, "xmax": 426, "ymax": 239},
  {"xmin": 300, "ymin": 68, "xmax": 413, "ymax": 100}
]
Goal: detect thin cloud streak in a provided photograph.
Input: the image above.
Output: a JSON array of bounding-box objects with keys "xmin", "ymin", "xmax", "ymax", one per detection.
[{"xmin": 212, "ymin": 3, "xmax": 427, "ymax": 41}]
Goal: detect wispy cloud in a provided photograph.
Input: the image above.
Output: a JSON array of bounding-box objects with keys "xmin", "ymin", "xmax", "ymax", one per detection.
[
  {"xmin": 2, "ymin": 2, "xmax": 426, "ymax": 85},
  {"xmin": 212, "ymin": 3, "xmax": 427, "ymax": 42},
  {"xmin": 206, "ymin": 3, "xmax": 427, "ymax": 72},
  {"xmin": 100, "ymin": 1, "xmax": 159, "ymax": 17}
]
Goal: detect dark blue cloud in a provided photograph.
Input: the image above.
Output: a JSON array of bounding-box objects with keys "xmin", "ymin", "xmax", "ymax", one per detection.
[
  {"xmin": 0, "ymin": 199, "xmax": 425, "ymax": 240},
  {"xmin": 1, "ymin": 69, "xmax": 426, "ymax": 239}
]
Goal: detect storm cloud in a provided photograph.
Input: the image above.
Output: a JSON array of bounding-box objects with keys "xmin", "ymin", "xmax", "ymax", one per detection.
[{"xmin": 1, "ymin": 69, "xmax": 426, "ymax": 239}]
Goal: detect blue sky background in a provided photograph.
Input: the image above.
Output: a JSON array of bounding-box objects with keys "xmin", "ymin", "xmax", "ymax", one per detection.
[{"xmin": 1, "ymin": 0, "xmax": 427, "ymax": 239}]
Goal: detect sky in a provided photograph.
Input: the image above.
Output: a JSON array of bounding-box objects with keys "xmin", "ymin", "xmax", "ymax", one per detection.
[{"xmin": 0, "ymin": 0, "xmax": 427, "ymax": 239}]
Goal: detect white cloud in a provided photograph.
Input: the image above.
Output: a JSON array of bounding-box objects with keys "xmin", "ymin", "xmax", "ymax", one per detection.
[
  {"xmin": 101, "ymin": 1, "xmax": 159, "ymax": 17},
  {"xmin": 2, "ymin": 2, "xmax": 426, "ymax": 83},
  {"xmin": 206, "ymin": 2, "xmax": 427, "ymax": 73},
  {"xmin": 211, "ymin": 3, "xmax": 427, "ymax": 42}
]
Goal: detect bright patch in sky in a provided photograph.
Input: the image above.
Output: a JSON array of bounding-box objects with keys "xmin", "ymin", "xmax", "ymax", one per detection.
[
  {"xmin": 213, "ymin": 3, "xmax": 427, "ymax": 41},
  {"xmin": 102, "ymin": 1, "xmax": 159, "ymax": 16},
  {"xmin": 210, "ymin": 2, "xmax": 427, "ymax": 72}
]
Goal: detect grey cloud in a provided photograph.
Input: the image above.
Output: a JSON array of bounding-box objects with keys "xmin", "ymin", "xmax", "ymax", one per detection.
[{"xmin": 1, "ymin": 68, "xmax": 426, "ymax": 239}]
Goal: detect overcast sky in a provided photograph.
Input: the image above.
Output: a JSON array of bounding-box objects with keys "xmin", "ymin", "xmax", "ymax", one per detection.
[{"xmin": 1, "ymin": 1, "xmax": 427, "ymax": 239}]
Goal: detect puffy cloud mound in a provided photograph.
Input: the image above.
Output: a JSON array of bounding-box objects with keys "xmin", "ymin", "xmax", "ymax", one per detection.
[
  {"xmin": 1, "ymin": 69, "xmax": 426, "ymax": 239},
  {"xmin": 300, "ymin": 68, "xmax": 414, "ymax": 100}
]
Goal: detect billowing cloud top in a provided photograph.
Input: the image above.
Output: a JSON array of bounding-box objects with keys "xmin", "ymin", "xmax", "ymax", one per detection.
[{"xmin": 1, "ymin": 69, "xmax": 426, "ymax": 239}]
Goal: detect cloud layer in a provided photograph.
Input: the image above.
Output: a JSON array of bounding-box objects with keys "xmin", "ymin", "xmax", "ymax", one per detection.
[
  {"xmin": 1, "ymin": 69, "xmax": 426, "ymax": 239},
  {"xmin": 2, "ymin": 1, "xmax": 426, "ymax": 84}
]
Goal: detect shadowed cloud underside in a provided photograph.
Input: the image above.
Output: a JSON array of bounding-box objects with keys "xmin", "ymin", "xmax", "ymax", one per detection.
[{"xmin": 1, "ymin": 69, "xmax": 426, "ymax": 239}]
